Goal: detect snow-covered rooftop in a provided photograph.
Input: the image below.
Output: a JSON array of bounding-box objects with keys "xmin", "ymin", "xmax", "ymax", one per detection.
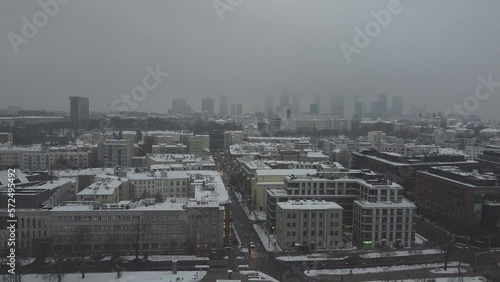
[{"xmin": 278, "ymin": 200, "xmax": 343, "ymax": 210}]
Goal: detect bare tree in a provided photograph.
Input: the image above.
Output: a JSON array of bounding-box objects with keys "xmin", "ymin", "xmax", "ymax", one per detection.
[
  {"xmin": 130, "ymin": 215, "xmax": 150, "ymax": 261},
  {"xmin": 440, "ymin": 233, "xmax": 454, "ymax": 271},
  {"xmin": 0, "ymin": 250, "xmax": 30, "ymax": 282},
  {"xmin": 74, "ymin": 226, "xmax": 92, "ymax": 279},
  {"xmin": 38, "ymin": 238, "xmax": 67, "ymax": 282},
  {"xmin": 107, "ymin": 233, "xmax": 123, "ymax": 279},
  {"xmin": 381, "ymin": 245, "xmax": 396, "ymax": 258}
]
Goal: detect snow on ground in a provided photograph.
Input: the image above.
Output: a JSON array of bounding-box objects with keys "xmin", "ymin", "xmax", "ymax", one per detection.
[
  {"xmin": 120, "ymin": 255, "xmax": 208, "ymax": 261},
  {"xmin": 240, "ymin": 271, "xmax": 280, "ymax": 282},
  {"xmin": 253, "ymin": 223, "xmax": 282, "ymax": 252},
  {"xmin": 19, "ymin": 258, "xmax": 36, "ymax": 266},
  {"xmin": 276, "ymin": 255, "xmax": 346, "ymax": 262},
  {"xmin": 360, "ymin": 249, "xmax": 442, "ymax": 259},
  {"xmin": 430, "ymin": 267, "xmax": 467, "ymax": 274},
  {"xmin": 23, "ymin": 271, "xmax": 206, "ymax": 282},
  {"xmin": 234, "ymin": 191, "xmax": 266, "ymax": 221},
  {"xmin": 370, "ymin": 277, "xmax": 485, "ymax": 282},
  {"xmin": 415, "ymin": 233, "xmax": 428, "ymax": 245},
  {"xmin": 305, "ymin": 262, "xmax": 468, "ymax": 276}
]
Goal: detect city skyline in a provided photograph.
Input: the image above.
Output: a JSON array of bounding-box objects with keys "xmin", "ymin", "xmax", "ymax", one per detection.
[{"xmin": 1, "ymin": 1, "xmax": 500, "ymax": 120}]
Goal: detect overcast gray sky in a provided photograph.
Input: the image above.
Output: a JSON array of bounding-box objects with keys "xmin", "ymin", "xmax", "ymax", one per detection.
[{"xmin": 1, "ymin": 0, "xmax": 500, "ymax": 119}]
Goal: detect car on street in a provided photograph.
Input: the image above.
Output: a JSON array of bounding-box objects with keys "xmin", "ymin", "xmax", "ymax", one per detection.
[{"xmin": 249, "ymin": 241, "xmax": 256, "ymax": 248}]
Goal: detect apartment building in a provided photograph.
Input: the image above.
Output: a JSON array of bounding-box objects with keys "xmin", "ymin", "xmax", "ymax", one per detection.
[
  {"xmin": 76, "ymin": 178, "xmax": 122, "ymax": 203},
  {"xmin": 0, "ymin": 170, "xmax": 232, "ymax": 256},
  {"xmin": 276, "ymin": 200, "xmax": 343, "ymax": 251},
  {"xmin": 98, "ymin": 139, "xmax": 133, "ymax": 168},
  {"xmin": 252, "ymin": 169, "xmax": 317, "ymax": 213},
  {"xmin": 266, "ymin": 169, "xmax": 379, "ymax": 230},
  {"xmin": 353, "ymin": 200, "xmax": 416, "ymax": 248},
  {"xmin": 0, "ymin": 145, "xmax": 90, "ymax": 171},
  {"xmin": 152, "ymin": 144, "xmax": 188, "ymax": 154},
  {"xmin": 415, "ymin": 167, "xmax": 500, "ymax": 229}
]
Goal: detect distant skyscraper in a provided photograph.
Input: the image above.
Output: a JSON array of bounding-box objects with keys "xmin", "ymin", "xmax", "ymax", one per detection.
[
  {"xmin": 69, "ymin": 96, "xmax": 89, "ymax": 129},
  {"xmin": 201, "ymin": 98, "xmax": 215, "ymax": 115},
  {"xmin": 265, "ymin": 95, "xmax": 275, "ymax": 118},
  {"xmin": 280, "ymin": 91, "xmax": 290, "ymax": 107},
  {"xmin": 310, "ymin": 104, "xmax": 319, "ymax": 115},
  {"xmin": 237, "ymin": 104, "xmax": 242, "ymax": 115},
  {"xmin": 371, "ymin": 101, "xmax": 379, "ymax": 117},
  {"xmin": 314, "ymin": 93, "xmax": 320, "ymax": 109},
  {"xmin": 172, "ymin": 98, "xmax": 192, "ymax": 114},
  {"xmin": 330, "ymin": 95, "xmax": 345, "ymax": 118},
  {"xmin": 219, "ymin": 95, "xmax": 228, "ymax": 116},
  {"xmin": 292, "ymin": 94, "xmax": 300, "ymax": 116},
  {"xmin": 230, "ymin": 103, "xmax": 237, "ymax": 116},
  {"xmin": 354, "ymin": 95, "xmax": 363, "ymax": 118},
  {"xmin": 377, "ymin": 92, "xmax": 388, "ymax": 117},
  {"xmin": 391, "ymin": 96, "xmax": 403, "ymax": 116}
]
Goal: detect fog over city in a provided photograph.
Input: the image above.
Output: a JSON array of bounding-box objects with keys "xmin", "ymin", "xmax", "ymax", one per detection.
[{"xmin": 1, "ymin": 0, "xmax": 500, "ymax": 119}]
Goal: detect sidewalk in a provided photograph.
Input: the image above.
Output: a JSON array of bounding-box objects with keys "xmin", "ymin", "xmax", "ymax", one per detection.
[
  {"xmin": 312, "ymin": 266, "xmax": 484, "ymax": 282},
  {"xmin": 201, "ymin": 271, "xmax": 250, "ymax": 281},
  {"xmin": 253, "ymin": 223, "xmax": 282, "ymax": 252},
  {"xmin": 234, "ymin": 191, "xmax": 266, "ymax": 221}
]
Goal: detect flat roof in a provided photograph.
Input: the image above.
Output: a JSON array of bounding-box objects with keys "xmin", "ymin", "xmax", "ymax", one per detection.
[
  {"xmin": 278, "ymin": 200, "xmax": 343, "ymax": 210},
  {"xmin": 354, "ymin": 199, "xmax": 416, "ymax": 209},
  {"xmin": 255, "ymin": 169, "xmax": 317, "ymax": 176}
]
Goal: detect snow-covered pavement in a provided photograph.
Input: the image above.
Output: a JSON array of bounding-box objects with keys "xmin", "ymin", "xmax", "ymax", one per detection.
[
  {"xmin": 370, "ymin": 277, "xmax": 485, "ymax": 282},
  {"xmin": 119, "ymin": 255, "xmax": 208, "ymax": 261},
  {"xmin": 234, "ymin": 191, "xmax": 266, "ymax": 221},
  {"xmin": 305, "ymin": 261, "xmax": 469, "ymax": 276},
  {"xmin": 360, "ymin": 248, "xmax": 442, "ymax": 258},
  {"xmin": 240, "ymin": 270, "xmax": 280, "ymax": 282},
  {"xmin": 253, "ymin": 223, "xmax": 282, "ymax": 252},
  {"xmin": 23, "ymin": 271, "xmax": 207, "ymax": 282},
  {"xmin": 276, "ymin": 255, "xmax": 346, "ymax": 262}
]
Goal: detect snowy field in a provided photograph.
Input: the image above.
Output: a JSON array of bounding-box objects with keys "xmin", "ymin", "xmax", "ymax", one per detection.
[
  {"xmin": 22, "ymin": 271, "xmax": 206, "ymax": 282},
  {"xmin": 360, "ymin": 249, "xmax": 442, "ymax": 258},
  {"xmin": 305, "ymin": 262, "xmax": 468, "ymax": 276},
  {"xmin": 253, "ymin": 223, "xmax": 282, "ymax": 252}
]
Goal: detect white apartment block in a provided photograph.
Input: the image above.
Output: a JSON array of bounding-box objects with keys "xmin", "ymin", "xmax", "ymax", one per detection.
[
  {"xmin": 0, "ymin": 145, "xmax": 89, "ymax": 171},
  {"xmin": 353, "ymin": 200, "xmax": 416, "ymax": 248},
  {"xmin": 276, "ymin": 200, "xmax": 343, "ymax": 251},
  {"xmin": 77, "ymin": 177, "xmax": 122, "ymax": 203},
  {"xmin": 353, "ymin": 179, "xmax": 416, "ymax": 248},
  {"xmin": 127, "ymin": 170, "xmax": 193, "ymax": 199},
  {"xmin": 99, "ymin": 139, "xmax": 133, "ymax": 168},
  {"xmin": 367, "ymin": 131, "xmax": 386, "ymax": 143}
]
